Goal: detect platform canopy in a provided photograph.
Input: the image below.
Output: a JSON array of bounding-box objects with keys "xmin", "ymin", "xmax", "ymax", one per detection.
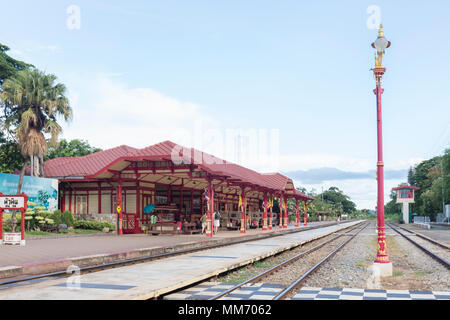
[{"xmin": 43, "ymin": 140, "xmax": 314, "ymax": 202}]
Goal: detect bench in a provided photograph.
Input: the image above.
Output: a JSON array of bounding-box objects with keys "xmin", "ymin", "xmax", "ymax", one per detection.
[
  {"xmin": 148, "ymin": 222, "xmax": 181, "ymax": 235},
  {"xmin": 182, "ymin": 222, "xmax": 202, "ymax": 235}
]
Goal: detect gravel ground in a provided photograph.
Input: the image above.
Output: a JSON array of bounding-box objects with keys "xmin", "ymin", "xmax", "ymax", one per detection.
[
  {"xmin": 380, "ymin": 230, "xmax": 450, "ymax": 291},
  {"xmin": 301, "ymin": 223, "xmax": 375, "ymax": 289}
]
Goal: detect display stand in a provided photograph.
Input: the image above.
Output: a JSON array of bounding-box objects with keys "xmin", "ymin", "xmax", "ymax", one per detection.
[{"xmin": 0, "ymin": 192, "xmax": 28, "ymax": 246}]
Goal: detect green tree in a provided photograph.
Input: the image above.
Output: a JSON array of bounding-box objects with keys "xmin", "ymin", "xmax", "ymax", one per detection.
[
  {"xmin": 1, "ymin": 69, "xmax": 73, "ymax": 177},
  {"xmin": 0, "ymin": 69, "xmax": 72, "ymax": 232},
  {"xmin": 45, "ymin": 139, "xmax": 102, "ymax": 160},
  {"xmin": 321, "ymin": 187, "xmax": 356, "ymax": 214},
  {"xmin": 398, "ymin": 149, "xmax": 450, "ymax": 219},
  {"xmin": 0, "ymin": 43, "xmax": 33, "ymax": 86},
  {"xmin": 0, "ymin": 131, "xmax": 24, "ymax": 173}
]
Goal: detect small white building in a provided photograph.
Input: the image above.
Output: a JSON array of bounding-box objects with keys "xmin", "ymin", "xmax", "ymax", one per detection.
[{"xmin": 393, "ymin": 185, "xmax": 420, "ymax": 224}]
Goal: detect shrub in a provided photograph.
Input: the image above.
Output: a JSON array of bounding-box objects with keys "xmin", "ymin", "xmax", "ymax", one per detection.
[
  {"xmin": 74, "ymin": 220, "xmax": 115, "ymax": 231},
  {"xmin": 50, "ymin": 210, "xmax": 63, "ymax": 226},
  {"xmin": 62, "ymin": 211, "xmax": 75, "ymax": 227}
]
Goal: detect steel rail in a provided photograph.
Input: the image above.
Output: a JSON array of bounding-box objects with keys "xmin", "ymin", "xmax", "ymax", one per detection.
[
  {"xmin": 273, "ymin": 222, "xmax": 369, "ymax": 300},
  {"xmin": 209, "ymin": 221, "xmax": 366, "ymax": 300},
  {"xmin": 388, "ymin": 223, "xmax": 449, "ymax": 269},
  {"xmin": 393, "ymin": 224, "xmax": 450, "ymax": 250},
  {"xmin": 0, "ymin": 221, "xmax": 353, "ymax": 287}
]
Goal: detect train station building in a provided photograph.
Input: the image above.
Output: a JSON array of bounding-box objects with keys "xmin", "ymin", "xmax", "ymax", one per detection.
[{"xmin": 43, "ymin": 140, "xmax": 314, "ymax": 236}]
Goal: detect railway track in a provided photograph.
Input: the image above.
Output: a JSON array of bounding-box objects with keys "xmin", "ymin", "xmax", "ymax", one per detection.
[
  {"xmin": 207, "ymin": 221, "xmax": 369, "ymax": 300},
  {"xmin": 0, "ymin": 221, "xmax": 352, "ymax": 289},
  {"xmin": 387, "ymin": 223, "xmax": 450, "ymax": 269}
]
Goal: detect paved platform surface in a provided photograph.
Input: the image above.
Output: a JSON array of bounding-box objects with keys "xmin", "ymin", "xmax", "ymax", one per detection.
[
  {"xmin": 0, "ymin": 221, "xmax": 360, "ymax": 299},
  {"xmin": 0, "ymin": 221, "xmax": 333, "ymax": 269},
  {"xmin": 164, "ymin": 282, "xmax": 450, "ymax": 300},
  {"xmin": 398, "ymin": 224, "xmax": 450, "ymax": 246}
]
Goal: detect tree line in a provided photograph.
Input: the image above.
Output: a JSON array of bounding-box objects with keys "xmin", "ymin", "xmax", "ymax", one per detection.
[
  {"xmin": 385, "ymin": 149, "xmax": 450, "ymax": 219},
  {"xmin": 286, "ymin": 186, "xmax": 358, "ymax": 218}
]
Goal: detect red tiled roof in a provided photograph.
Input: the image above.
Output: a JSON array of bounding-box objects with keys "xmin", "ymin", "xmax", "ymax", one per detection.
[
  {"xmin": 44, "ymin": 140, "xmax": 313, "ymax": 200},
  {"xmin": 44, "ymin": 145, "xmax": 138, "ymax": 177},
  {"xmin": 261, "ymin": 173, "xmax": 291, "ymax": 190}
]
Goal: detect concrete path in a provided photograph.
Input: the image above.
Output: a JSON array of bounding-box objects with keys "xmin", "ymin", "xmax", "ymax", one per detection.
[{"xmin": 0, "ymin": 221, "xmax": 361, "ymax": 300}]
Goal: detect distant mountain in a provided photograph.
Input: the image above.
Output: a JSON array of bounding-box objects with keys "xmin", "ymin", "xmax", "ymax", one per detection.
[{"xmin": 284, "ymin": 167, "xmax": 407, "ymax": 184}]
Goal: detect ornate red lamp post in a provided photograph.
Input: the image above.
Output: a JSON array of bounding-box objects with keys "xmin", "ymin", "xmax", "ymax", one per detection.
[{"xmin": 371, "ymin": 25, "xmax": 392, "ymax": 272}]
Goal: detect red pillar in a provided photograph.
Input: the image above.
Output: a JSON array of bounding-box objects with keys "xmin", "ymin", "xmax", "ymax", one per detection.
[
  {"xmin": 21, "ymin": 209, "xmax": 25, "ymax": 241},
  {"xmin": 374, "ymin": 70, "xmax": 389, "ymax": 263},
  {"xmin": 262, "ymin": 192, "xmax": 268, "ymax": 231},
  {"xmin": 244, "ymin": 195, "xmax": 247, "ymax": 232},
  {"xmin": 117, "ymin": 181, "xmax": 123, "ymax": 235},
  {"xmin": 61, "ymin": 191, "xmax": 66, "ymax": 212},
  {"xmin": 180, "ymin": 185, "xmax": 184, "ymax": 220},
  {"xmin": 279, "ymin": 196, "xmax": 283, "ymax": 229},
  {"xmin": 136, "ymin": 185, "xmax": 140, "ymax": 233},
  {"xmin": 240, "ymin": 192, "xmax": 247, "ymax": 234},
  {"xmin": 206, "ymin": 181, "xmax": 213, "ymax": 237},
  {"xmin": 304, "ymin": 201, "xmax": 308, "ymax": 226},
  {"xmin": 0, "ymin": 209, "xmax": 3, "ymax": 244},
  {"xmin": 268, "ymin": 195, "xmax": 273, "ymax": 230},
  {"xmin": 98, "ymin": 183, "xmax": 102, "ymax": 214},
  {"xmin": 283, "ymin": 195, "xmax": 288, "ymax": 228},
  {"xmin": 210, "ymin": 188, "xmax": 215, "ymax": 234},
  {"xmin": 21, "ymin": 194, "xmax": 27, "ymax": 245},
  {"xmin": 295, "ymin": 200, "xmax": 299, "ymax": 227}
]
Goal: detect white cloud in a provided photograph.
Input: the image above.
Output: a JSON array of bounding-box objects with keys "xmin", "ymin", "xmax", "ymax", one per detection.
[{"xmin": 61, "ymin": 75, "xmax": 215, "ymax": 149}]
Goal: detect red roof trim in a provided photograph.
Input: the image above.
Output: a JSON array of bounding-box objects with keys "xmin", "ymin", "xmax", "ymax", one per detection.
[{"xmin": 392, "ymin": 186, "xmax": 420, "ymax": 190}]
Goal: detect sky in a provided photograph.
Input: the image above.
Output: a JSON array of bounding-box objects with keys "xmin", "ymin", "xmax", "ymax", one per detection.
[{"xmin": 1, "ymin": 0, "xmax": 449, "ymax": 209}]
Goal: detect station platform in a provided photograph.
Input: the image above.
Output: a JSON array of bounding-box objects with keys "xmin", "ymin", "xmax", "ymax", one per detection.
[
  {"xmin": 0, "ymin": 221, "xmax": 341, "ymax": 279},
  {"xmin": 397, "ymin": 224, "xmax": 450, "ymax": 247},
  {"xmin": 0, "ymin": 221, "xmax": 361, "ymax": 300}
]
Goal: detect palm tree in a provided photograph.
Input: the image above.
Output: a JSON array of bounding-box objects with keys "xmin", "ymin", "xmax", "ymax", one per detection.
[{"xmin": 0, "ymin": 68, "xmax": 72, "ymax": 231}]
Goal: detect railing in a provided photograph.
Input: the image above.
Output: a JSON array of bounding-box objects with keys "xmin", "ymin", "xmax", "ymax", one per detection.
[{"xmin": 413, "ymin": 216, "xmax": 430, "ymax": 229}]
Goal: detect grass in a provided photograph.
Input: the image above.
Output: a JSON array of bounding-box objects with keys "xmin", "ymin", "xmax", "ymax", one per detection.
[
  {"xmin": 414, "ymin": 270, "xmax": 427, "ymax": 277},
  {"xmin": 356, "ymin": 262, "xmax": 369, "ymax": 268},
  {"xmin": 219, "ymin": 259, "xmax": 278, "ymax": 283},
  {"xmin": 393, "ymin": 271, "xmax": 404, "ymax": 277},
  {"xmin": 25, "ymin": 229, "xmax": 104, "ymax": 237}
]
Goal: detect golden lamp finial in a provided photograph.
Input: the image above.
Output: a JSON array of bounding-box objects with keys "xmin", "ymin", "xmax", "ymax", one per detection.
[{"xmin": 378, "ymin": 24, "xmax": 384, "ymax": 38}]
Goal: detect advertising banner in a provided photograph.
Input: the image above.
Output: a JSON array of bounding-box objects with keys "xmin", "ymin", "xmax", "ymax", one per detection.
[{"xmin": 0, "ymin": 173, "xmax": 58, "ymax": 211}]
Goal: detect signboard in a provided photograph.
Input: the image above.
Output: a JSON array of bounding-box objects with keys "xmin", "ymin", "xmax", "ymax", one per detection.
[
  {"xmin": 0, "ymin": 192, "xmax": 28, "ymax": 246},
  {"xmin": 3, "ymin": 233, "xmax": 21, "ymax": 245},
  {"xmin": 0, "ymin": 196, "xmax": 25, "ymax": 209},
  {"xmin": 0, "ymin": 173, "xmax": 58, "ymax": 211}
]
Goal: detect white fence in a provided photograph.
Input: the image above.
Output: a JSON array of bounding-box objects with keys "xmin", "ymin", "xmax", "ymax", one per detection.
[{"xmin": 413, "ymin": 216, "xmax": 431, "ymax": 229}]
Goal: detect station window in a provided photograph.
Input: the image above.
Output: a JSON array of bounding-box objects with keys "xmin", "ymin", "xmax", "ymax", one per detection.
[{"xmin": 76, "ymin": 196, "xmax": 87, "ymax": 214}]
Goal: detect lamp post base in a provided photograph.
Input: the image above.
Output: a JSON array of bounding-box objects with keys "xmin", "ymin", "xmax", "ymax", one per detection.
[{"xmin": 370, "ymin": 261, "xmax": 393, "ymax": 277}]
